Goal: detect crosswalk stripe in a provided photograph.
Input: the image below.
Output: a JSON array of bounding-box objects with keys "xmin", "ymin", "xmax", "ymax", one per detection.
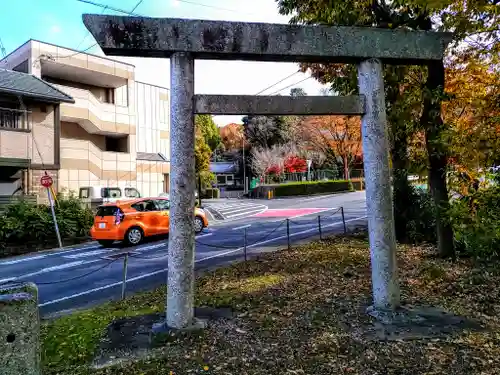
[{"xmin": 205, "ymin": 202, "xmax": 268, "ymax": 220}]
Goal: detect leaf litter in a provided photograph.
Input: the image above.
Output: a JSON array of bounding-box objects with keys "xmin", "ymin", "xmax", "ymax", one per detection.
[{"xmin": 42, "ymin": 233, "xmax": 500, "ymax": 374}]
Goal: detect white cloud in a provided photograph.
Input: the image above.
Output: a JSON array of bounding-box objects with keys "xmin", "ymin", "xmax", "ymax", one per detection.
[
  {"xmin": 50, "ymin": 25, "xmax": 61, "ymax": 34},
  {"xmin": 171, "ymin": 0, "xmax": 180, "ymax": 7}
]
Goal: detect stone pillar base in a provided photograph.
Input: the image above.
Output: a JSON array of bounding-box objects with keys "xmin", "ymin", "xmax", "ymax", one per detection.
[{"xmin": 366, "ymin": 304, "xmax": 481, "ymax": 341}]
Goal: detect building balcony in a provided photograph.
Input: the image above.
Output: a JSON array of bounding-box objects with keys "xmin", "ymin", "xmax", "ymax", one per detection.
[
  {"xmin": 0, "ymin": 107, "xmax": 31, "ymax": 166},
  {"xmin": 59, "ymin": 138, "xmax": 136, "ymax": 181},
  {"xmin": 53, "ymin": 84, "xmax": 135, "ymax": 136}
]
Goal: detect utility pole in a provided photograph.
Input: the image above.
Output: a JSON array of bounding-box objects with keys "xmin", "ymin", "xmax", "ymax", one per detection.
[{"xmin": 242, "ymin": 137, "xmax": 246, "ymax": 194}]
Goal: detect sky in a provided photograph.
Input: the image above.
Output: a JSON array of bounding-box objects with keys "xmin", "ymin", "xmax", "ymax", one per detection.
[{"xmin": 0, "ymin": 0, "xmax": 329, "ymax": 125}]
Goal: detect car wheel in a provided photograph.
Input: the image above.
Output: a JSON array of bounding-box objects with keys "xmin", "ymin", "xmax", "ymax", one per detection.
[
  {"xmin": 98, "ymin": 240, "xmax": 114, "ymax": 247},
  {"xmin": 194, "ymin": 216, "xmax": 204, "ymax": 234},
  {"xmin": 125, "ymin": 227, "xmax": 144, "ymax": 246}
]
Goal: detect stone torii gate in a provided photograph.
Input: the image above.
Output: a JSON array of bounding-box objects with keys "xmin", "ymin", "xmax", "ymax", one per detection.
[{"xmin": 83, "ymin": 15, "xmax": 452, "ymax": 330}]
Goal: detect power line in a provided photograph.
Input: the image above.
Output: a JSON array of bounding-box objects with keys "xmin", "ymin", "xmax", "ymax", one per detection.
[
  {"xmin": 0, "ymin": 37, "xmax": 6, "ymax": 58},
  {"xmin": 130, "ymin": 0, "xmax": 144, "ymax": 13},
  {"xmin": 255, "ymin": 70, "xmax": 301, "ymax": 95},
  {"xmin": 175, "ymin": 0, "xmax": 258, "ymax": 16},
  {"xmin": 267, "ymin": 76, "xmax": 312, "ymax": 95},
  {"xmin": 76, "ymin": 0, "xmax": 143, "ymax": 16},
  {"xmin": 75, "ymin": 0, "xmax": 313, "ymax": 100}
]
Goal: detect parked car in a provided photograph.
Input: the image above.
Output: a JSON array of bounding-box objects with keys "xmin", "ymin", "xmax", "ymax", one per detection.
[
  {"xmin": 79, "ymin": 186, "xmax": 141, "ymax": 202},
  {"xmin": 159, "ymin": 191, "xmax": 198, "ymax": 199},
  {"xmin": 90, "ymin": 197, "xmax": 208, "ymax": 247}
]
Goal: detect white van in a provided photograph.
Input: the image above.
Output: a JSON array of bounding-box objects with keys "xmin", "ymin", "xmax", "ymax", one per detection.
[{"xmin": 78, "ymin": 186, "xmax": 141, "ymax": 203}]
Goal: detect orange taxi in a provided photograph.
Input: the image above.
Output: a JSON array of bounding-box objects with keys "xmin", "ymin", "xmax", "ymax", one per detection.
[{"xmin": 90, "ymin": 197, "xmax": 209, "ymax": 247}]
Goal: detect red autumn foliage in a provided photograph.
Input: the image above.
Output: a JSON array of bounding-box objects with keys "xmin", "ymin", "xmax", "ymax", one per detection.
[
  {"xmin": 266, "ymin": 165, "xmax": 283, "ymax": 175},
  {"xmin": 284, "ymin": 156, "xmax": 307, "ymax": 173}
]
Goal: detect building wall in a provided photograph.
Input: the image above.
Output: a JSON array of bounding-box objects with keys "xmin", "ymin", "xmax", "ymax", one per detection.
[
  {"xmin": 58, "ymin": 121, "xmax": 137, "ymax": 195},
  {"xmin": 136, "ymin": 161, "xmax": 170, "ymax": 197},
  {"xmin": 135, "ymin": 82, "xmax": 170, "ymax": 155},
  {"xmin": 0, "ymin": 105, "xmax": 55, "ymax": 164},
  {"xmin": 0, "ymin": 41, "xmax": 31, "ymax": 73},
  {"xmin": 30, "ymin": 105, "xmax": 55, "ymax": 165},
  {"xmin": 1, "ymin": 40, "xmax": 172, "ymax": 200},
  {"xmin": 135, "ymin": 82, "xmax": 170, "ymax": 196}
]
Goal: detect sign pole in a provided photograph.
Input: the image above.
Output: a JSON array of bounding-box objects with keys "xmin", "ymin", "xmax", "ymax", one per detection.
[
  {"xmin": 41, "ymin": 172, "xmax": 62, "ymax": 249},
  {"xmin": 47, "ymin": 187, "xmax": 63, "ymax": 249}
]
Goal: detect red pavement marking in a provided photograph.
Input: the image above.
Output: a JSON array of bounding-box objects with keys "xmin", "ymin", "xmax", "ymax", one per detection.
[{"xmin": 252, "ymin": 208, "xmax": 328, "ymax": 218}]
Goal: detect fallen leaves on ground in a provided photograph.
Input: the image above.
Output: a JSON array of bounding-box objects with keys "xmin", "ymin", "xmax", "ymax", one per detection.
[{"xmin": 42, "ymin": 233, "xmax": 500, "ymax": 375}]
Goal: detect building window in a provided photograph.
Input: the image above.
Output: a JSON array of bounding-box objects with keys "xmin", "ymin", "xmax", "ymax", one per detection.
[
  {"xmin": 101, "ymin": 187, "xmax": 122, "ymax": 198},
  {"xmin": 0, "ymin": 108, "xmax": 23, "ymax": 129},
  {"xmin": 104, "ymin": 88, "xmax": 115, "ymax": 104},
  {"xmin": 124, "ymin": 187, "xmax": 141, "ymax": 198},
  {"xmin": 217, "ymin": 175, "xmax": 226, "ymax": 184},
  {"xmin": 105, "ymin": 136, "xmax": 129, "ymax": 153},
  {"xmin": 79, "ymin": 187, "xmax": 90, "ymax": 199}
]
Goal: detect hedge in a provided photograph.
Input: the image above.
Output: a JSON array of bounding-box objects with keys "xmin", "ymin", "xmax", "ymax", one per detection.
[
  {"xmin": 201, "ymin": 188, "xmax": 220, "ymax": 199},
  {"xmin": 0, "ymin": 195, "xmax": 94, "ymax": 257},
  {"xmin": 273, "ymin": 180, "xmax": 354, "ymax": 197}
]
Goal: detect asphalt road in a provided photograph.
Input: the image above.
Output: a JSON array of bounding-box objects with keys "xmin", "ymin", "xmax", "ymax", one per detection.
[{"xmin": 0, "ymin": 191, "xmax": 367, "ymax": 317}]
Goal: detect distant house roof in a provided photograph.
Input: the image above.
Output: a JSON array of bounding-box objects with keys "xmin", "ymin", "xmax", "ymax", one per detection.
[
  {"xmin": 0, "ymin": 69, "xmax": 74, "ymax": 103},
  {"xmin": 136, "ymin": 152, "xmax": 169, "ymax": 162},
  {"xmin": 210, "ymin": 162, "xmax": 237, "ymax": 174}
]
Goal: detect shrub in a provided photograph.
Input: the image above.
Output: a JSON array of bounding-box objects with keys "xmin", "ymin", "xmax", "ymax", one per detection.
[
  {"xmin": 393, "ymin": 178, "xmax": 436, "ymax": 245},
  {"xmin": 404, "ymin": 188, "xmax": 436, "ymax": 244},
  {"xmin": 0, "ymin": 195, "xmax": 94, "ymax": 254},
  {"xmin": 449, "ymin": 186, "xmax": 500, "ymax": 258},
  {"xmin": 201, "ymin": 188, "xmax": 220, "ymax": 199},
  {"xmin": 273, "ymin": 180, "xmax": 353, "ymax": 197}
]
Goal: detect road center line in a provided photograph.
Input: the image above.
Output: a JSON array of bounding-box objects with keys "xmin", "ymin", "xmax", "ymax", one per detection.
[
  {"xmin": 13, "ymin": 259, "xmax": 102, "ymax": 281},
  {"xmin": 39, "ymin": 216, "xmax": 367, "ymax": 307},
  {"xmin": 288, "ymin": 208, "xmax": 333, "ymax": 220},
  {"xmin": 0, "ymin": 254, "xmax": 48, "ymax": 265},
  {"xmin": 64, "ymin": 249, "xmax": 110, "ymax": 259},
  {"xmin": 232, "ymin": 224, "xmax": 251, "ymax": 230}
]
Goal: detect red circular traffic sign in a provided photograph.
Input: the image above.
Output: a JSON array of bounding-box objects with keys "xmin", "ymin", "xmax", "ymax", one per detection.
[{"xmin": 40, "ymin": 174, "xmax": 53, "ymax": 188}]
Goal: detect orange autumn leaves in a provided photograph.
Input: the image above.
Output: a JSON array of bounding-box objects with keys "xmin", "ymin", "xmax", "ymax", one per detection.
[
  {"xmin": 443, "ymin": 56, "xmax": 500, "ymax": 171},
  {"xmin": 299, "ymin": 115, "xmax": 362, "ymax": 178}
]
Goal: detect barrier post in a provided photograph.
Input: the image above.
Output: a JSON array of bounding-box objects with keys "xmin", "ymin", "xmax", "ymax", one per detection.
[
  {"xmin": 341, "ymin": 206, "xmax": 347, "ymax": 233},
  {"xmin": 243, "ymin": 227, "xmax": 248, "ymax": 261},
  {"xmin": 121, "ymin": 252, "xmax": 129, "ymax": 300},
  {"xmin": 286, "ymin": 218, "xmax": 291, "ymax": 250},
  {"xmin": 318, "ymin": 215, "xmax": 322, "ymax": 240},
  {"xmin": 0, "ymin": 282, "xmax": 40, "ymax": 375}
]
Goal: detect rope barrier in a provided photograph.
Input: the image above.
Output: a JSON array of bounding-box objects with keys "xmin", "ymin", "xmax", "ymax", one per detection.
[
  {"xmin": 30, "ymin": 257, "xmax": 120, "ymax": 285},
  {"xmin": 2, "ymin": 206, "xmax": 352, "ymax": 290},
  {"xmin": 245, "ymin": 219, "xmax": 287, "ymax": 246}
]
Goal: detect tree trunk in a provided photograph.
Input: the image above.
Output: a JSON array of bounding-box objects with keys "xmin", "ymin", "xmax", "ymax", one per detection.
[
  {"xmin": 422, "ymin": 60, "xmax": 455, "ymax": 258},
  {"xmin": 392, "ymin": 134, "xmax": 412, "ymax": 243},
  {"xmin": 343, "ymin": 155, "xmax": 349, "ymax": 180}
]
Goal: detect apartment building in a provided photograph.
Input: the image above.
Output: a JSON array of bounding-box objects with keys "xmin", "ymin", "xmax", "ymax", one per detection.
[{"xmin": 0, "ymin": 40, "xmax": 170, "ymax": 199}]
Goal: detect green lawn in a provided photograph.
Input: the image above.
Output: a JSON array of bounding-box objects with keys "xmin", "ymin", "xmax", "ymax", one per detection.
[{"xmin": 42, "ymin": 234, "xmax": 500, "ymax": 375}]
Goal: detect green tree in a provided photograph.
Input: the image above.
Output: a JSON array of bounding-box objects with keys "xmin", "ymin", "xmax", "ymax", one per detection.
[
  {"xmin": 276, "ymin": 0, "xmax": 499, "ymax": 257},
  {"xmin": 195, "ymin": 115, "xmax": 221, "ymax": 151},
  {"xmin": 195, "ymin": 136, "xmax": 211, "ymax": 173},
  {"xmin": 242, "ymin": 115, "xmax": 292, "ymax": 149},
  {"xmin": 290, "ymin": 87, "xmax": 307, "ymax": 97}
]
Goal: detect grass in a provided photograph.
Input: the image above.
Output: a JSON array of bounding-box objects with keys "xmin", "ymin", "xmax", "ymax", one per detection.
[{"xmin": 42, "ymin": 233, "xmax": 500, "ymax": 375}]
